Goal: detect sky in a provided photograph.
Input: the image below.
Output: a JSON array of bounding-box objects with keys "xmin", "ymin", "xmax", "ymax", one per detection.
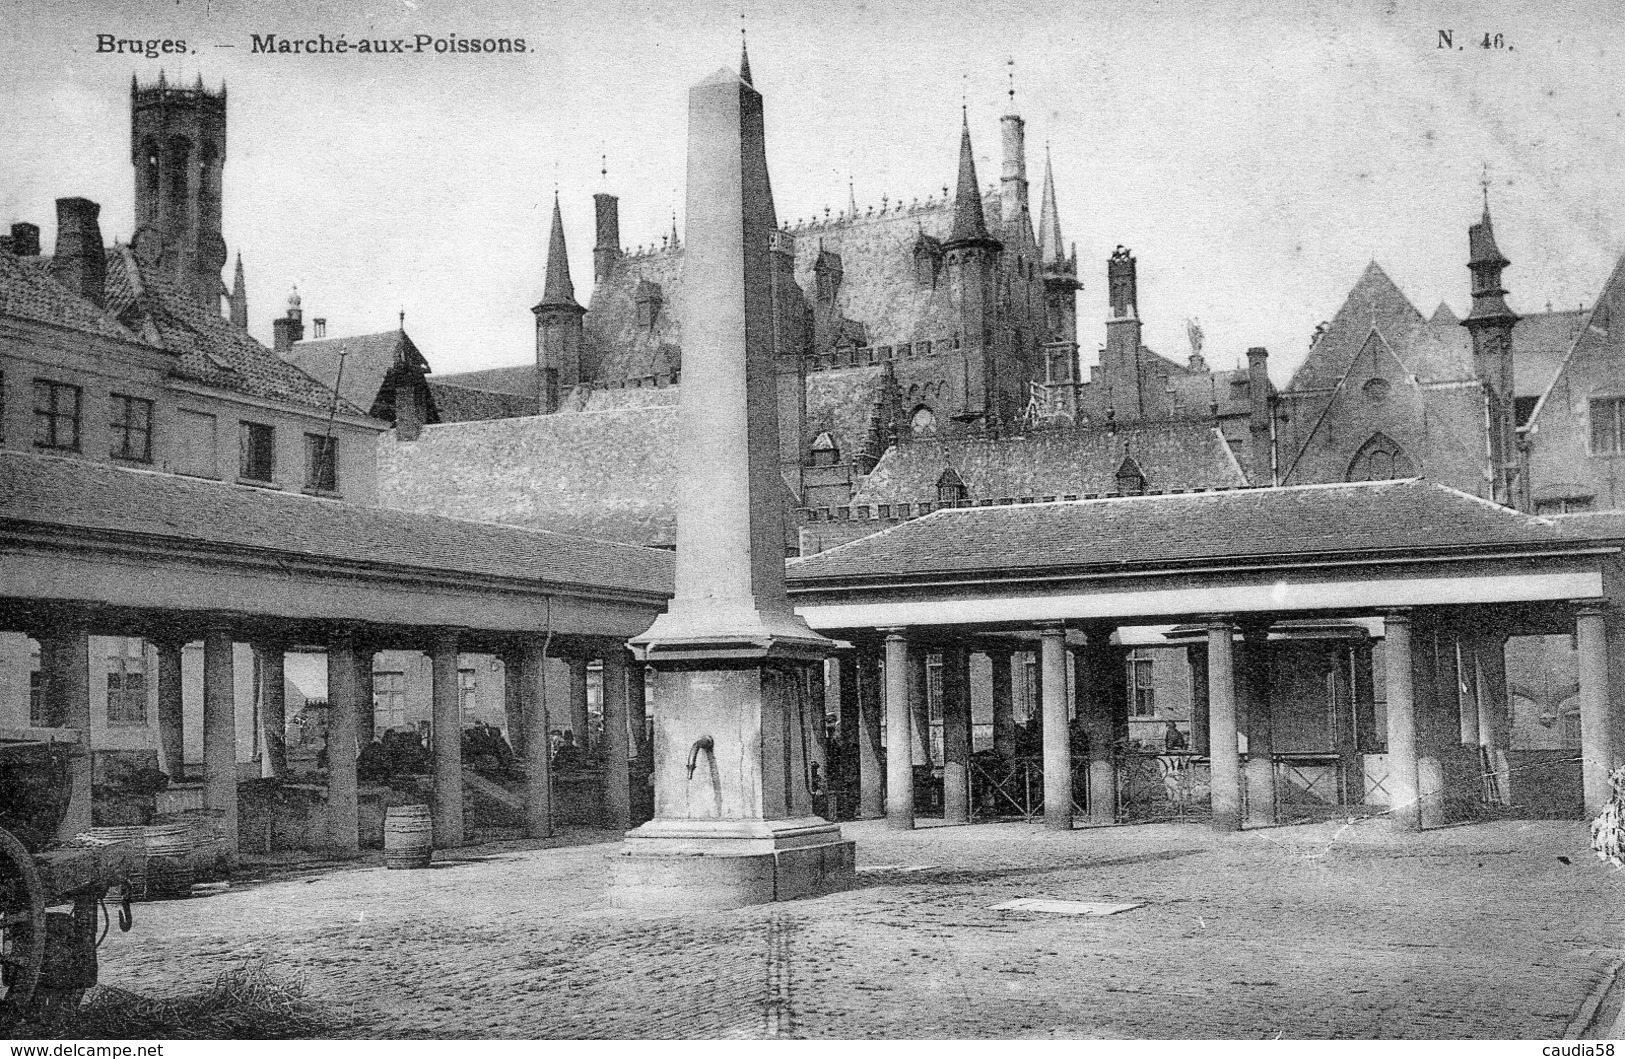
[{"xmin": 2, "ymin": 0, "xmax": 1622, "ymax": 385}]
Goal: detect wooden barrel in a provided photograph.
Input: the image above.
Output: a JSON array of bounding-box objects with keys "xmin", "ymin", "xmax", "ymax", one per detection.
[
  {"xmin": 143, "ymin": 824, "xmax": 195, "ymax": 899},
  {"xmin": 383, "ymin": 805, "xmax": 433, "ymax": 869}
]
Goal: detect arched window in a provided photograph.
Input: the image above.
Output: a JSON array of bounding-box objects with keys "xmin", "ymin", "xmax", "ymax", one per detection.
[
  {"xmin": 910, "ymin": 405, "xmax": 938, "ymax": 436},
  {"xmin": 1346, "ymin": 432, "xmax": 1416, "ymax": 482}
]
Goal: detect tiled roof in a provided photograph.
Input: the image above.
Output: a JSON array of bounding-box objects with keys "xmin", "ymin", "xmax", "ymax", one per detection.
[
  {"xmin": 849, "ymin": 422, "xmax": 1245, "ymax": 506},
  {"xmin": 807, "ymin": 367, "xmax": 888, "ymax": 460},
  {"xmin": 789, "ymin": 478, "xmax": 1578, "ymax": 583},
  {"xmin": 584, "ymin": 249, "xmax": 685, "ymax": 382},
  {"xmin": 580, "ymin": 386, "xmax": 678, "ymax": 412},
  {"xmin": 283, "ymin": 330, "xmax": 426, "ymax": 415},
  {"xmin": 1510, "ymin": 310, "xmax": 1586, "ymax": 398},
  {"xmin": 102, "ymin": 249, "xmax": 364, "ymax": 416},
  {"xmin": 377, "ymin": 407, "xmax": 683, "ymax": 547},
  {"xmin": 426, "ymin": 363, "xmax": 535, "ymax": 396},
  {"xmin": 429, "ymin": 381, "xmax": 539, "ymax": 422},
  {"xmin": 0, "ymin": 449, "xmax": 674, "ymax": 597},
  {"xmin": 0, "ymin": 252, "xmax": 137, "ymax": 342}
]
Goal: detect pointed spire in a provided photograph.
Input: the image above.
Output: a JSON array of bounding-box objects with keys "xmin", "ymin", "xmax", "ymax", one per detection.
[
  {"xmin": 848, "ymin": 175, "xmax": 857, "ymax": 219},
  {"xmin": 540, "ymin": 193, "xmax": 581, "ymax": 309},
  {"xmin": 228, "ymin": 252, "xmax": 247, "ymax": 329},
  {"xmin": 670, "ymin": 211, "xmax": 681, "ymax": 250},
  {"xmin": 1037, "ymin": 145, "xmax": 1065, "ymax": 266},
  {"xmin": 946, "ymin": 112, "xmax": 996, "ymax": 248},
  {"xmin": 739, "ymin": 14, "xmax": 753, "ymax": 85}
]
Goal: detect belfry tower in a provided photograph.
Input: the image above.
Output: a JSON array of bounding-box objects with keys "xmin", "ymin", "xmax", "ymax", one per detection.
[{"xmin": 130, "ymin": 72, "xmax": 229, "ymax": 310}]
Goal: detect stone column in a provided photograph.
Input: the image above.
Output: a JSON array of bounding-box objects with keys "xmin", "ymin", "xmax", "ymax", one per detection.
[
  {"xmin": 601, "ymin": 646, "xmax": 633, "ymax": 831},
  {"xmin": 1411, "ymin": 615, "xmax": 1447, "ymax": 829},
  {"xmin": 155, "ymin": 638, "xmax": 186, "ymax": 781},
  {"xmin": 1206, "ymin": 619, "xmax": 1242, "ymax": 832},
  {"xmin": 908, "ymin": 646, "xmax": 931, "ymax": 767},
  {"xmin": 1473, "ymin": 634, "xmax": 1512, "ymax": 806},
  {"xmin": 1453, "ymin": 634, "xmax": 1480, "ymax": 747},
  {"xmin": 500, "ymin": 647, "xmax": 526, "ymax": 760},
  {"xmin": 989, "ymin": 647, "xmax": 1016, "ymax": 759},
  {"xmin": 431, "ymin": 630, "xmax": 464, "ymax": 848},
  {"xmin": 202, "ymin": 626, "xmax": 238, "ymax": 864},
  {"xmin": 519, "ymin": 637, "xmax": 552, "ymax": 840},
  {"xmin": 940, "ymin": 643, "xmax": 972, "ymax": 824},
  {"xmin": 627, "ymin": 657, "xmax": 652, "ymax": 825},
  {"xmin": 836, "ymin": 653, "xmax": 859, "ymax": 817},
  {"xmin": 1330, "ymin": 651, "xmax": 1358, "ymax": 806},
  {"xmin": 857, "ymin": 645, "xmax": 885, "ymax": 820},
  {"xmin": 1575, "ymin": 604, "xmax": 1616, "ymax": 818},
  {"xmin": 1186, "ymin": 642, "xmax": 1210, "ymax": 756},
  {"xmin": 1383, "ymin": 611, "xmax": 1422, "ymax": 831},
  {"xmin": 883, "ymin": 629, "xmax": 914, "ymax": 829},
  {"xmin": 256, "ymin": 642, "xmax": 287, "ymax": 779},
  {"xmin": 1077, "ymin": 629, "xmax": 1118, "ymax": 826},
  {"xmin": 1240, "ymin": 623, "xmax": 1275, "ymax": 827},
  {"xmin": 1039, "ymin": 624, "xmax": 1072, "ymax": 830},
  {"xmin": 326, "ymin": 632, "xmax": 362, "ymax": 856},
  {"xmin": 568, "ymin": 655, "xmax": 591, "ymax": 755},
  {"xmin": 42, "ymin": 623, "xmax": 93, "ymax": 841},
  {"xmin": 1353, "ymin": 642, "xmax": 1379, "ymax": 752}
]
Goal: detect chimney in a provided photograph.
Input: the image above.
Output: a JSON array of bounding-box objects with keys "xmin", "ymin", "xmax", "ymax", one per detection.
[
  {"xmin": 395, "ymin": 374, "xmax": 423, "ymax": 441},
  {"xmin": 1246, "ymin": 346, "xmax": 1274, "ymax": 486},
  {"xmin": 593, "ymin": 192, "xmax": 621, "ymax": 281},
  {"xmin": 49, "ymin": 199, "xmax": 106, "ymax": 308},
  {"xmin": 5, "ymin": 222, "xmax": 41, "ymax": 257}
]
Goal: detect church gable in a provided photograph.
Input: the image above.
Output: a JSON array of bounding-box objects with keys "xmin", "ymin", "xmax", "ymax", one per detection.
[{"xmin": 1287, "ymin": 262, "xmax": 1425, "ymax": 393}]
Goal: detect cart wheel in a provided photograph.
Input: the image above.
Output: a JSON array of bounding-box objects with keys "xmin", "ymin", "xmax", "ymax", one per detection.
[{"xmin": 0, "ymin": 826, "xmax": 46, "ymax": 1019}]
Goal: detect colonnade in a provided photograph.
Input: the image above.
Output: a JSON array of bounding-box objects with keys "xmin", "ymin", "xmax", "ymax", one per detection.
[
  {"xmin": 823, "ymin": 601, "xmax": 1619, "ymax": 832},
  {"xmin": 25, "ymin": 616, "xmax": 655, "ymax": 865}
]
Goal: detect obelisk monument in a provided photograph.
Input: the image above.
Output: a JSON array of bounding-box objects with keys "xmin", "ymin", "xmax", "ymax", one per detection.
[{"xmin": 609, "ymin": 60, "xmax": 853, "ymax": 910}]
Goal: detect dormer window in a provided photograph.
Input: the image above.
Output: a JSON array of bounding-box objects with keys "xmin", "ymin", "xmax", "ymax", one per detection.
[
  {"xmin": 935, "ymin": 466, "xmax": 967, "ymax": 504},
  {"xmin": 912, "ymin": 234, "xmax": 943, "ymax": 287},
  {"xmin": 635, "ymin": 279, "xmax": 664, "ymax": 329},
  {"xmin": 1115, "ymin": 455, "xmax": 1146, "ymax": 496},
  {"xmin": 811, "ymin": 431, "xmax": 839, "ymax": 467}
]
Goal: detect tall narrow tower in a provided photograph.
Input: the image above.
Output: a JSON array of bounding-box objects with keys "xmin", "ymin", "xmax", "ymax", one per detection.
[
  {"xmin": 1462, "ymin": 197, "xmax": 1520, "ymax": 505},
  {"xmin": 944, "ymin": 114, "xmax": 1003, "ymax": 426},
  {"xmin": 130, "ymin": 72, "xmax": 229, "ymax": 310},
  {"xmin": 533, "ymin": 194, "xmax": 586, "ymax": 413},
  {"xmin": 1037, "ymin": 150, "xmax": 1081, "ymax": 408}
]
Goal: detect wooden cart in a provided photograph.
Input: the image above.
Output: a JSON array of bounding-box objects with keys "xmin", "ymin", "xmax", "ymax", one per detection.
[{"xmin": 0, "ymin": 730, "xmax": 140, "ymax": 1022}]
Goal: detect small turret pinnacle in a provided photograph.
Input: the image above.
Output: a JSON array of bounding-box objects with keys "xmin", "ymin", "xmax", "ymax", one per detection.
[
  {"xmin": 1038, "ymin": 144, "xmax": 1065, "ymax": 266},
  {"xmin": 539, "ymin": 193, "xmax": 582, "ymax": 310},
  {"xmin": 946, "ymin": 112, "xmax": 996, "ymax": 248},
  {"xmin": 739, "ymin": 14, "xmax": 753, "ymax": 85}
]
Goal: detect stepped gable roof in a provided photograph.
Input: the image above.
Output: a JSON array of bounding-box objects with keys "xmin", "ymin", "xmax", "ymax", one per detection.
[
  {"xmin": 789, "ymin": 479, "xmax": 1578, "ymax": 584},
  {"xmin": 284, "ymin": 329, "xmax": 428, "ymax": 415},
  {"xmin": 428, "ymin": 381, "xmax": 538, "ymax": 422},
  {"xmin": 101, "ymin": 249, "xmax": 362, "ymax": 415},
  {"xmin": 378, "ymin": 406, "xmax": 681, "ymax": 547},
  {"xmin": 849, "ymin": 422, "xmax": 1245, "ymax": 507},
  {"xmin": 807, "ymin": 366, "xmax": 889, "ymax": 459},
  {"xmin": 0, "ymin": 251, "xmax": 137, "ymax": 342},
  {"xmin": 0, "ymin": 449, "xmax": 673, "ymax": 597}
]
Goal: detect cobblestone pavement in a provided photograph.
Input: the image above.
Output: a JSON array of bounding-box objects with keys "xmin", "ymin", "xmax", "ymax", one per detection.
[{"xmin": 86, "ymin": 818, "xmax": 1622, "ymax": 1039}]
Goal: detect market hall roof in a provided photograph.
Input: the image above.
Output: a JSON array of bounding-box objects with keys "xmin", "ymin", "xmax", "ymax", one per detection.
[
  {"xmin": 785, "ymin": 478, "xmax": 1614, "ymax": 632},
  {"xmin": 0, "ymin": 450, "xmax": 674, "ymax": 641}
]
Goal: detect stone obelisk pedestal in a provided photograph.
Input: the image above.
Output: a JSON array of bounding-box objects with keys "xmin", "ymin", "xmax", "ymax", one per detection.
[{"xmin": 608, "ymin": 62, "xmax": 852, "ymax": 911}]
